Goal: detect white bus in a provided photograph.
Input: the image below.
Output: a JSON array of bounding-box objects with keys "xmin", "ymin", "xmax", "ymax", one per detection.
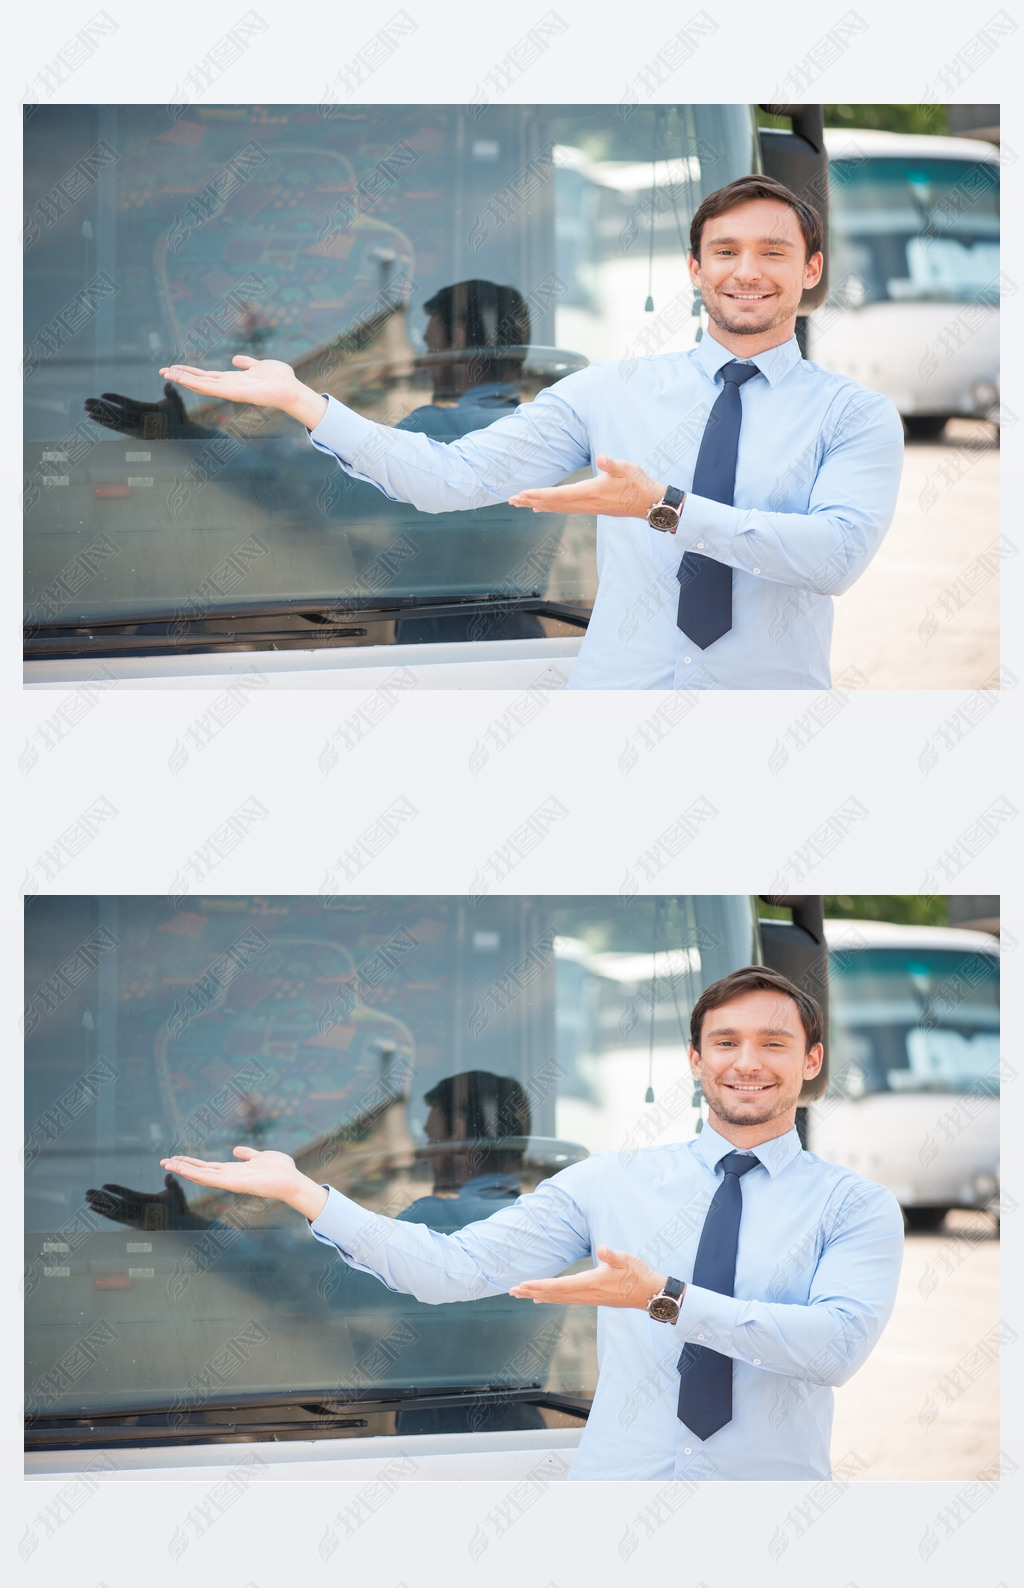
[
  {"xmin": 25, "ymin": 892, "xmax": 825, "ymax": 1479},
  {"xmin": 808, "ymin": 128, "xmax": 999, "ymax": 437},
  {"xmin": 808, "ymin": 921, "xmax": 999, "ymax": 1229},
  {"xmin": 24, "ymin": 104, "xmax": 827, "ymax": 689}
]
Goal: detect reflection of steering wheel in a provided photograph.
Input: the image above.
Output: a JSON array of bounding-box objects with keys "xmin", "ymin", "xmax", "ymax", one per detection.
[
  {"xmin": 152, "ymin": 144, "xmax": 416, "ymax": 432},
  {"xmin": 153, "ymin": 937, "xmax": 415, "ymax": 1171}
]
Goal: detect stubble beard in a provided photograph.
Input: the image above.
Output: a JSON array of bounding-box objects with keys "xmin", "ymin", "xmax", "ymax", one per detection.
[
  {"xmin": 703, "ymin": 1080, "xmax": 795, "ymax": 1129},
  {"xmin": 700, "ymin": 285, "xmax": 794, "ymax": 340}
]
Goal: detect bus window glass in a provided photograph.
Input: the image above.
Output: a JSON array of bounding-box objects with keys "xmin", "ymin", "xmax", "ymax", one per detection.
[
  {"xmin": 24, "ymin": 105, "xmax": 758, "ymax": 655},
  {"xmin": 828, "ymin": 155, "xmax": 999, "ymax": 306},
  {"xmin": 25, "ymin": 894, "xmax": 757, "ymax": 1446},
  {"xmin": 827, "ymin": 945, "xmax": 999, "ymax": 1097}
]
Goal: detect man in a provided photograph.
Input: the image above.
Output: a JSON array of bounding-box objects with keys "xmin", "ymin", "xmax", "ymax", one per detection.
[
  {"xmin": 160, "ymin": 175, "xmax": 905, "ymax": 690},
  {"xmin": 160, "ymin": 967, "xmax": 905, "ymax": 1481}
]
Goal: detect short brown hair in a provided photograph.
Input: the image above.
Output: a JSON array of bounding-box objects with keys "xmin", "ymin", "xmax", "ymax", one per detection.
[
  {"xmin": 690, "ymin": 967, "xmax": 823, "ymax": 1052},
  {"xmin": 690, "ymin": 176, "xmax": 823, "ymax": 262}
]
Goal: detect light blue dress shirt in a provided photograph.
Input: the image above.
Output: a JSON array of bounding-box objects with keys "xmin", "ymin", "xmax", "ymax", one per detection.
[
  {"xmin": 309, "ymin": 1119, "xmax": 905, "ymax": 1480},
  {"xmin": 308, "ymin": 332, "xmax": 905, "ymax": 689}
]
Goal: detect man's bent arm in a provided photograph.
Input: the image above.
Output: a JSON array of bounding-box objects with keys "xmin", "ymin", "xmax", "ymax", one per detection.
[
  {"xmin": 310, "ymin": 1177, "xmax": 592, "ymax": 1303},
  {"xmin": 673, "ymin": 391, "xmax": 905, "ymax": 597},
  {"xmin": 308, "ymin": 376, "xmax": 594, "ymax": 512},
  {"xmin": 675, "ymin": 1180, "xmax": 905, "ymax": 1385}
]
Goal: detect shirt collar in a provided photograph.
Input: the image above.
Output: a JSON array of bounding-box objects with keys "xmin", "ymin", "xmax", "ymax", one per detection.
[
  {"xmin": 693, "ymin": 1117, "xmax": 803, "ymax": 1180},
  {"xmin": 695, "ymin": 328, "xmax": 802, "ymax": 390}
]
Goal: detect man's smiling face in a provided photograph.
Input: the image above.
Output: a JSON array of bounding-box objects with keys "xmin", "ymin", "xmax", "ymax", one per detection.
[
  {"xmin": 689, "ymin": 987, "xmax": 823, "ymax": 1141},
  {"xmin": 689, "ymin": 198, "xmax": 823, "ymax": 352}
]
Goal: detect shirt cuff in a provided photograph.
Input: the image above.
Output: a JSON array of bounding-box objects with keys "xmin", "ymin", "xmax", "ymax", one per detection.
[
  {"xmin": 307, "ymin": 393, "xmax": 380, "ymax": 461},
  {"xmin": 677, "ymin": 493, "xmax": 746, "ymax": 562},
  {"xmin": 308, "ymin": 1183, "xmax": 383, "ymax": 1258},
  {"xmin": 677, "ymin": 1282, "xmax": 750, "ymax": 1353}
]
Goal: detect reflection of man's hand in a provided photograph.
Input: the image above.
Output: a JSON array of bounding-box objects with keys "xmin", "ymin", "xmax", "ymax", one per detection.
[
  {"xmin": 509, "ymin": 1246, "xmax": 666, "ymax": 1310},
  {"xmin": 509, "ymin": 455, "xmax": 665, "ymax": 519},
  {"xmin": 84, "ymin": 382, "xmax": 191, "ymax": 439},
  {"xmin": 86, "ymin": 1172, "xmax": 207, "ymax": 1231}
]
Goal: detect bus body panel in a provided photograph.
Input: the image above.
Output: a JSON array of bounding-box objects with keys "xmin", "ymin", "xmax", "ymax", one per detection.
[
  {"xmin": 24, "ymin": 636, "xmax": 581, "ymax": 689},
  {"xmin": 26, "ymin": 1427, "xmax": 583, "ymax": 1481},
  {"xmin": 808, "ymin": 1089, "xmax": 998, "ymax": 1210},
  {"xmin": 809, "ymin": 299, "xmax": 998, "ymax": 420}
]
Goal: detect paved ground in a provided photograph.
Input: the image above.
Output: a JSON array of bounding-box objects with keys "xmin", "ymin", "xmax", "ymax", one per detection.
[
  {"xmin": 831, "ymin": 1210, "xmax": 1001, "ymax": 1479},
  {"xmin": 831, "ymin": 419, "xmax": 1000, "ymax": 690}
]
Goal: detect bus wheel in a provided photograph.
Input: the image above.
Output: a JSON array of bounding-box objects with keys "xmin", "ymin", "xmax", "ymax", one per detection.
[
  {"xmin": 903, "ymin": 416, "xmax": 948, "ymax": 440},
  {"xmin": 903, "ymin": 1206, "xmax": 949, "ymax": 1231}
]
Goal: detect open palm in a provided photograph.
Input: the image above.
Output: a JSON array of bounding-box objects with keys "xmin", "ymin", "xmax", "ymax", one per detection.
[
  {"xmin": 509, "ymin": 1245, "xmax": 665, "ymax": 1310},
  {"xmin": 159, "ymin": 1145, "xmax": 300, "ymax": 1200},
  {"xmin": 159, "ymin": 355, "xmax": 301, "ymax": 409},
  {"xmin": 508, "ymin": 454, "xmax": 664, "ymax": 519}
]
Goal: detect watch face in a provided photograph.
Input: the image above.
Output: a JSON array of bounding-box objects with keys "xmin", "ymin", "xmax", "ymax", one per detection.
[
  {"xmin": 648, "ymin": 1295, "xmax": 680, "ymax": 1322},
  {"xmin": 648, "ymin": 504, "xmax": 680, "ymax": 532}
]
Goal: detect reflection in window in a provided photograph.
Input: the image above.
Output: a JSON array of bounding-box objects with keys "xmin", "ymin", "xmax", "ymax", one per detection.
[
  {"xmin": 25, "ymin": 894, "xmax": 757, "ymax": 1445},
  {"xmin": 24, "ymin": 105, "xmax": 757, "ymax": 652}
]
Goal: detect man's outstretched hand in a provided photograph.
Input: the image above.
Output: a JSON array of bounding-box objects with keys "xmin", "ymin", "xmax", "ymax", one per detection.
[
  {"xmin": 159, "ymin": 1146, "xmax": 329, "ymax": 1221},
  {"xmin": 509, "ymin": 1245, "xmax": 667, "ymax": 1310},
  {"xmin": 509, "ymin": 456, "xmax": 666, "ymax": 520},
  {"xmin": 86, "ymin": 1172, "xmax": 210, "ymax": 1231},
  {"xmin": 159, "ymin": 357, "xmax": 328, "ymax": 430}
]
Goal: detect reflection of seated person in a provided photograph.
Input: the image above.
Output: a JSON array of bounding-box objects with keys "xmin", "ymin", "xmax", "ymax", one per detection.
[
  {"xmin": 402, "ymin": 280, "xmax": 527, "ymax": 439},
  {"xmin": 402, "ymin": 1068, "xmax": 532, "ymax": 1228}
]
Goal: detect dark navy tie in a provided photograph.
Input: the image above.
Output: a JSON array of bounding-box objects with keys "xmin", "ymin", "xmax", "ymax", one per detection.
[
  {"xmin": 677, "ymin": 1150, "xmax": 761, "ymax": 1440},
  {"xmin": 677, "ymin": 360, "xmax": 761, "ymax": 648}
]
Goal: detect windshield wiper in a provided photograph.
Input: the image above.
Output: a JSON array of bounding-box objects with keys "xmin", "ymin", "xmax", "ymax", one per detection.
[
  {"xmin": 24, "ymin": 595, "xmax": 591, "ymax": 658},
  {"xmin": 27, "ymin": 1378, "xmax": 587, "ymax": 1454},
  {"xmin": 25, "ymin": 1384, "xmax": 591, "ymax": 1449}
]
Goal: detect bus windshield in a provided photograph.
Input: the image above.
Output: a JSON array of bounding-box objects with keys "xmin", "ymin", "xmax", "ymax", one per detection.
[
  {"xmin": 25, "ymin": 893, "xmax": 757, "ymax": 1446},
  {"xmin": 828, "ymin": 154, "xmax": 999, "ymax": 307},
  {"xmin": 24, "ymin": 104, "xmax": 757, "ymax": 657},
  {"xmin": 827, "ymin": 945, "xmax": 999, "ymax": 1097}
]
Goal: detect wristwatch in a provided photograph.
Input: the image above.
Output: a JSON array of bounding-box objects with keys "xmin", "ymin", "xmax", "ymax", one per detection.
[
  {"xmin": 646, "ymin": 1275, "xmax": 686, "ymax": 1323},
  {"xmin": 647, "ymin": 485, "xmax": 686, "ymax": 532}
]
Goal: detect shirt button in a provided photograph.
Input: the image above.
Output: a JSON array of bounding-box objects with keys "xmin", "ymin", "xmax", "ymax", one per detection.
[
  {"xmin": 753, "ymin": 566, "xmax": 761, "ymax": 574},
  {"xmin": 683, "ymin": 1447, "xmax": 692, "ymax": 1455},
  {"xmin": 753, "ymin": 1359, "xmax": 762, "ymax": 1365},
  {"xmin": 683, "ymin": 656, "xmax": 692, "ymax": 664},
  {"xmin": 695, "ymin": 541, "xmax": 705, "ymax": 549},
  {"xmin": 697, "ymin": 1333, "xmax": 705, "ymax": 1341}
]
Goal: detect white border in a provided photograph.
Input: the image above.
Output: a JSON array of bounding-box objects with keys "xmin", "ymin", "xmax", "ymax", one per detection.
[{"xmin": 9, "ymin": 2, "xmax": 1021, "ymax": 1582}]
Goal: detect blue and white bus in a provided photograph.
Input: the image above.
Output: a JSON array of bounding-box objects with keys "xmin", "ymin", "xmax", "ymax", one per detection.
[{"xmin": 808, "ymin": 128, "xmax": 999, "ymax": 437}]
